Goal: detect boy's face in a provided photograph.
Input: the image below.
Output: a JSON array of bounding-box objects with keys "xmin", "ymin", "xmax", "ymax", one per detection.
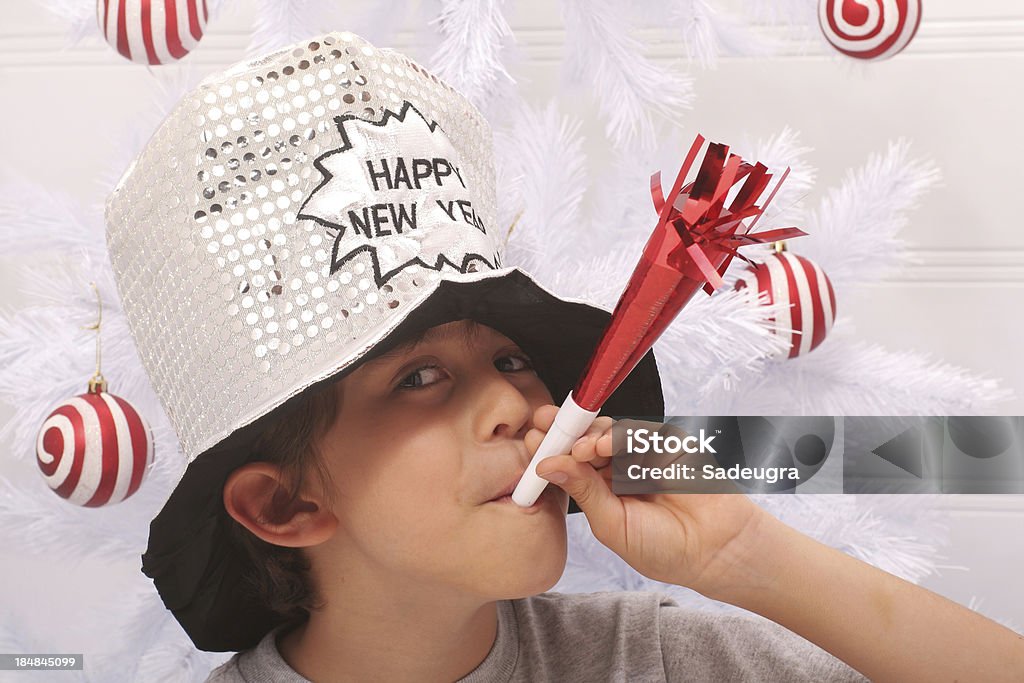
[{"xmin": 310, "ymin": 319, "xmax": 570, "ymax": 600}]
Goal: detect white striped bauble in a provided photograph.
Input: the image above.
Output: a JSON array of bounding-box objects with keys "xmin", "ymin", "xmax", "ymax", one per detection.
[
  {"xmin": 818, "ymin": 0, "xmax": 922, "ymax": 61},
  {"xmin": 735, "ymin": 252, "xmax": 837, "ymax": 359},
  {"xmin": 96, "ymin": 0, "xmax": 208, "ymax": 65},
  {"xmin": 35, "ymin": 390, "xmax": 154, "ymax": 507}
]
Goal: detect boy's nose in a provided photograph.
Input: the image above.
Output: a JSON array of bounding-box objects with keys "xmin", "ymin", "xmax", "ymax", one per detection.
[{"xmin": 474, "ymin": 372, "xmax": 533, "ymax": 444}]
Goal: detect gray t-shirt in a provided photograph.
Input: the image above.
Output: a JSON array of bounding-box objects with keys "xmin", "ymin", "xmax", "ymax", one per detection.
[{"xmin": 207, "ymin": 590, "xmax": 869, "ymax": 682}]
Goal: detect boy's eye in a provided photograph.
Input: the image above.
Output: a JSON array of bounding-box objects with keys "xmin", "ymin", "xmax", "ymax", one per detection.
[
  {"xmin": 396, "ymin": 363, "xmax": 445, "ymax": 390},
  {"xmin": 395, "ymin": 354, "xmax": 534, "ymax": 391},
  {"xmin": 494, "ymin": 353, "xmax": 534, "ymax": 373}
]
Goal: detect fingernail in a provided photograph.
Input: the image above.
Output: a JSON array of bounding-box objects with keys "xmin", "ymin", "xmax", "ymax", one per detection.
[{"xmin": 539, "ymin": 471, "xmax": 568, "ymax": 485}]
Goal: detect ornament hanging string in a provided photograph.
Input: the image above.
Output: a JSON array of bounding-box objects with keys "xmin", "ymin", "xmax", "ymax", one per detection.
[
  {"xmin": 83, "ymin": 282, "xmax": 107, "ymax": 394},
  {"xmin": 502, "ymin": 208, "xmax": 525, "ymax": 254}
]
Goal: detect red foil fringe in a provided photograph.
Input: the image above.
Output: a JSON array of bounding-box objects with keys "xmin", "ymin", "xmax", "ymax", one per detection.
[{"xmin": 573, "ymin": 135, "xmax": 808, "ymax": 411}]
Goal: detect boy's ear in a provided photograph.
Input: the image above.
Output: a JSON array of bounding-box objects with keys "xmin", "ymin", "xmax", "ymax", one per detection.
[{"xmin": 223, "ymin": 462, "xmax": 337, "ymax": 548}]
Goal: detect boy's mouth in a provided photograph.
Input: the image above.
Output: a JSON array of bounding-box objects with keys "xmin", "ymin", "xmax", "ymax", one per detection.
[
  {"xmin": 483, "ymin": 469, "xmax": 559, "ymax": 509},
  {"xmin": 488, "ymin": 486, "xmax": 556, "ymax": 509},
  {"xmin": 484, "ymin": 475, "xmax": 522, "ymax": 503}
]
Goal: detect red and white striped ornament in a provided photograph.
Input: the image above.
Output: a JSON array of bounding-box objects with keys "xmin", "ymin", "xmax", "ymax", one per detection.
[
  {"xmin": 735, "ymin": 249, "xmax": 837, "ymax": 359},
  {"xmin": 818, "ymin": 0, "xmax": 922, "ymax": 61},
  {"xmin": 36, "ymin": 385, "xmax": 154, "ymax": 507},
  {"xmin": 35, "ymin": 282, "xmax": 155, "ymax": 506},
  {"xmin": 97, "ymin": 0, "xmax": 209, "ymax": 65}
]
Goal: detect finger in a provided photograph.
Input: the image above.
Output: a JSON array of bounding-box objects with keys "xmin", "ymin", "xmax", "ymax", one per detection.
[
  {"xmin": 568, "ymin": 435, "xmax": 612, "ymax": 472},
  {"xmin": 532, "ymin": 404, "xmax": 558, "ymax": 432},
  {"xmin": 526, "ymin": 412, "xmax": 605, "ymax": 461},
  {"xmin": 579, "ymin": 427, "xmax": 616, "ymax": 469},
  {"xmin": 524, "ymin": 427, "xmax": 545, "ymax": 457},
  {"xmin": 535, "ymin": 455, "xmax": 626, "ymax": 550},
  {"xmin": 582, "ymin": 415, "xmax": 614, "ymax": 438},
  {"xmin": 569, "ymin": 416, "xmax": 615, "ymax": 460},
  {"xmin": 570, "ymin": 433, "xmax": 600, "ymax": 461}
]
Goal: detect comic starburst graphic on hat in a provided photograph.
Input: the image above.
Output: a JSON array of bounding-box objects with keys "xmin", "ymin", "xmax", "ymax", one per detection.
[{"xmin": 298, "ymin": 101, "xmax": 499, "ymax": 287}]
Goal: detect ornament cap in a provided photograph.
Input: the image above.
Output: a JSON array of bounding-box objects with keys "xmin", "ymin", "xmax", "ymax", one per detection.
[{"xmin": 88, "ymin": 375, "xmax": 108, "ymax": 394}]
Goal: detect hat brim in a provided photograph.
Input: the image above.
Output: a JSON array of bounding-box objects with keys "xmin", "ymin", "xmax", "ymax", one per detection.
[{"xmin": 141, "ymin": 268, "xmax": 664, "ymax": 652}]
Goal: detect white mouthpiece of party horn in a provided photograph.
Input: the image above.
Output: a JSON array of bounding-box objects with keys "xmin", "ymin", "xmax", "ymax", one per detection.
[{"xmin": 512, "ymin": 392, "xmax": 600, "ymax": 507}]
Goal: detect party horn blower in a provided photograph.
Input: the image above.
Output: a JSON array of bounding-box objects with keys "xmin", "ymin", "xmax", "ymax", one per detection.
[{"xmin": 512, "ymin": 134, "xmax": 808, "ymax": 507}]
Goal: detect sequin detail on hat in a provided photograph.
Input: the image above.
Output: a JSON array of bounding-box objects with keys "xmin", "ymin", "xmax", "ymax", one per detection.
[{"xmin": 105, "ymin": 32, "xmax": 500, "ymax": 464}]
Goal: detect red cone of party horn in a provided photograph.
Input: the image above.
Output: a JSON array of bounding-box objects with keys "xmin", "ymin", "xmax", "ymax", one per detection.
[{"xmin": 512, "ymin": 135, "xmax": 807, "ymax": 507}]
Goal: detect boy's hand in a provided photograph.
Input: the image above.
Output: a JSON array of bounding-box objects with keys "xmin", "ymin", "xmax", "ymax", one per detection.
[
  {"xmin": 529, "ymin": 405, "xmax": 1024, "ymax": 681},
  {"xmin": 527, "ymin": 404, "xmax": 766, "ymax": 599}
]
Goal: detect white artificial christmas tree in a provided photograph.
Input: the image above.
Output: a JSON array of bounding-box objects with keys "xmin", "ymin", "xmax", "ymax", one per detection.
[{"xmin": 1, "ymin": 1, "xmax": 1016, "ymax": 680}]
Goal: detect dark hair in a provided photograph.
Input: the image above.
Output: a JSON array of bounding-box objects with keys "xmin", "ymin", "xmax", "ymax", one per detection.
[{"xmin": 222, "ymin": 378, "xmax": 341, "ymax": 626}]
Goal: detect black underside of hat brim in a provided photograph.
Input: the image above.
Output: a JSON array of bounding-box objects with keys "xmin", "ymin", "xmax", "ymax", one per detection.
[{"xmin": 141, "ymin": 268, "xmax": 665, "ymax": 652}]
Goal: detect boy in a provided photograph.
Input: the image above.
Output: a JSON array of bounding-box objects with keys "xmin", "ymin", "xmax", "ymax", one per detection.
[
  {"xmin": 104, "ymin": 32, "xmax": 1024, "ymax": 682},
  {"xmin": 209, "ymin": 317, "xmax": 1022, "ymax": 682}
]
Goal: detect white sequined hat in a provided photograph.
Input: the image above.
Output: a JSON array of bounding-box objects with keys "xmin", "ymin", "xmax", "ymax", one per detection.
[{"xmin": 105, "ymin": 32, "xmax": 664, "ymax": 652}]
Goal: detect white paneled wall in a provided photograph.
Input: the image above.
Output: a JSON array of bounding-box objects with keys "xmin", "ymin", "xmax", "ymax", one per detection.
[{"xmin": 2, "ymin": 0, "xmax": 1022, "ymax": 634}]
